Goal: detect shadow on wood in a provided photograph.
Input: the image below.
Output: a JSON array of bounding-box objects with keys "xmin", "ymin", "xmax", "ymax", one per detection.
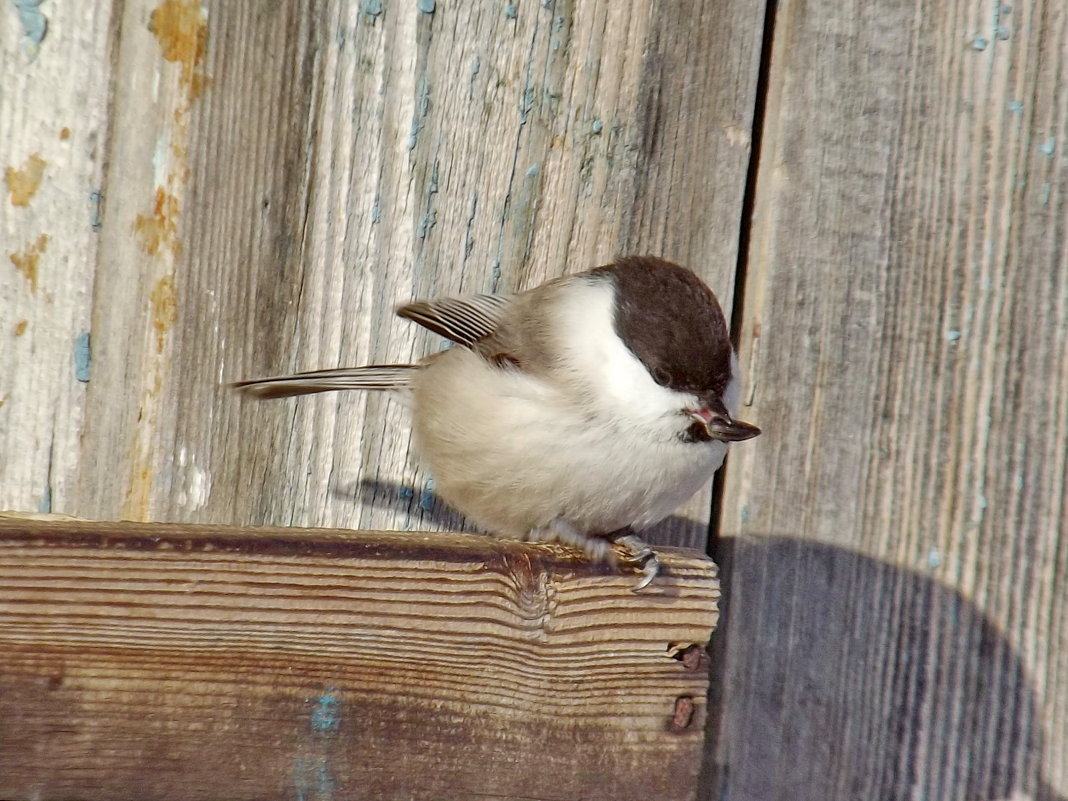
[
  {"xmin": 0, "ymin": 518, "xmax": 718, "ymax": 801},
  {"xmin": 702, "ymin": 536, "xmax": 1063, "ymax": 801}
]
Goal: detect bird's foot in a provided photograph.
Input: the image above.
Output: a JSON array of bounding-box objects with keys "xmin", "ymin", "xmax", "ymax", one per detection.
[{"xmin": 610, "ymin": 530, "xmax": 660, "ymax": 592}]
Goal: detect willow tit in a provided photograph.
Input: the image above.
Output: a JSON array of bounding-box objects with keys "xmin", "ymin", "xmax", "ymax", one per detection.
[{"xmin": 235, "ymin": 256, "xmax": 760, "ymax": 589}]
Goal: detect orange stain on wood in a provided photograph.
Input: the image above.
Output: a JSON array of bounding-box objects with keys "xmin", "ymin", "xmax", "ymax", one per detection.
[
  {"xmin": 150, "ymin": 274, "xmax": 178, "ymax": 353},
  {"xmin": 5, "ymin": 153, "xmax": 47, "ymax": 206},
  {"xmin": 59, "ymin": 127, "xmax": 71, "ymax": 140},
  {"xmin": 149, "ymin": 0, "xmax": 211, "ymax": 101},
  {"xmin": 9, "ymin": 234, "xmax": 49, "ymax": 293},
  {"xmin": 134, "ymin": 187, "xmax": 181, "ymax": 258},
  {"xmin": 14, "ymin": 320, "xmax": 28, "ymax": 336}
]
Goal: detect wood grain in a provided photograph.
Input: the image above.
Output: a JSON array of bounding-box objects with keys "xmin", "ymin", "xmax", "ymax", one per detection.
[
  {"xmin": 0, "ymin": 0, "xmax": 771, "ymax": 550},
  {"xmin": 712, "ymin": 1, "xmax": 1068, "ymax": 799},
  {"xmin": 0, "ymin": 517, "xmax": 717, "ymax": 801},
  {"xmin": 0, "ymin": 4, "xmax": 115, "ymax": 516}
]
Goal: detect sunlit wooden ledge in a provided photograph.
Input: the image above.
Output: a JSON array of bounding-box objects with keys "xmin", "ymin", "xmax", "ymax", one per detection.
[{"xmin": 0, "ymin": 516, "xmax": 718, "ymax": 801}]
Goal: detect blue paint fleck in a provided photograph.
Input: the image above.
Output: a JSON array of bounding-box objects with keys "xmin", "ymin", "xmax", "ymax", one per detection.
[
  {"xmin": 1008, "ymin": 100, "xmax": 1023, "ymax": 114},
  {"xmin": 946, "ymin": 329, "xmax": 961, "ymax": 343},
  {"xmin": 526, "ymin": 163, "xmax": 539, "ymax": 177},
  {"xmin": 927, "ymin": 547, "xmax": 941, "ymax": 570},
  {"xmin": 504, "ymin": 4, "xmax": 517, "ymax": 19},
  {"xmin": 89, "ymin": 189, "xmax": 104, "ymax": 231},
  {"xmin": 38, "ymin": 484, "xmax": 51, "ymax": 514},
  {"xmin": 311, "ymin": 688, "xmax": 341, "ymax": 733},
  {"xmin": 553, "ymin": 15, "xmax": 564, "ymax": 30},
  {"xmin": 418, "ymin": 0, "xmax": 435, "ymax": 13},
  {"xmin": 1041, "ymin": 182, "xmax": 1051, "ymax": 205},
  {"xmin": 12, "ymin": 0, "xmax": 47, "ymax": 52},
  {"xmin": 471, "ymin": 56, "xmax": 480, "ymax": 76},
  {"xmin": 399, "ymin": 486, "xmax": 415, "ymax": 500},
  {"xmin": 994, "ymin": 25, "xmax": 1010, "ymax": 40},
  {"xmin": 739, "ymin": 506, "xmax": 750, "ymax": 523},
  {"xmin": 370, "ymin": 195, "xmax": 381, "ymax": 223},
  {"xmin": 420, "ymin": 477, "xmax": 435, "ymax": 511},
  {"xmin": 418, "ymin": 209, "xmax": 437, "ymax": 238},
  {"xmin": 971, "ymin": 36, "xmax": 988, "ymax": 50},
  {"xmin": 362, "ymin": 0, "xmax": 383, "ymax": 18},
  {"xmin": 293, "ymin": 756, "xmax": 335, "ymax": 801},
  {"xmin": 430, "ymin": 161, "xmax": 440, "ymax": 194},
  {"xmin": 1039, "ymin": 137, "xmax": 1056, "ymax": 156},
  {"xmin": 490, "ymin": 260, "xmax": 502, "ymax": 290},
  {"xmin": 591, "ymin": 119, "xmax": 604, "ymax": 134},
  {"xmin": 74, "ymin": 331, "xmax": 91, "ymax": 382}
]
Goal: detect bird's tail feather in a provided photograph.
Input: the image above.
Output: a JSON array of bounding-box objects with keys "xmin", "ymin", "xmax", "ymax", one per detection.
[{"xmin": 232, "ymin": 365, "xmax": 417, "ymax": 399}]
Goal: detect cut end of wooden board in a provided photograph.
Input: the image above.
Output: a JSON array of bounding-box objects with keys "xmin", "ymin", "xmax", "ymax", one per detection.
[{"xmin": 0, "ymin": 518, "xmax": 718, "ymax": 801}]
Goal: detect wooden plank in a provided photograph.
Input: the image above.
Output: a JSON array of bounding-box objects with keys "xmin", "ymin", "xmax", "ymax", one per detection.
[
  {"xmin": 0, "ymin": 0, "xmax": 766, "ymax": 551},
  {"xmin": 711, "ymin": 1, "xmax": 1068, "ymax": 799},
  {"xmin": 0, "ymin": 5, "xmax": 115, "ymax": 514},
  {"xmin": 0, "ymin": 518, "xmax": 717, "ymax": 801}
]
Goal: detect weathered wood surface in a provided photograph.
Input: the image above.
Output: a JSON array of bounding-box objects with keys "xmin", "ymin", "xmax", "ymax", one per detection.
[
  {"xmin": 0, "ymin": 517, "xmax": 718, "ymax": 801},
  {"xmin": 0, "ymin": 0, "xmax": 765, "ymax": 550},
  {"xmin": 711, "ymin": 1, "xmax": 1068, "ymax": 800}
]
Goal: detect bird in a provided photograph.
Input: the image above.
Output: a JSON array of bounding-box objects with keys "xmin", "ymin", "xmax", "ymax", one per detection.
[{"xmin": 234, "ymin": 256, "xmax": 760, "ymax": 589}]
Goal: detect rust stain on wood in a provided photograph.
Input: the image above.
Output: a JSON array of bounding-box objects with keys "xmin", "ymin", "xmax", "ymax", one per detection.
[
  {"xmin": 133, "ymin": 187, "xmax": 181, "ymax": 258},
  {"xmin": 4, "ymin": 153, "xmax": 47, "ymax": 207},
  {"xmin": 148, "ymin": 0, "xmax": 211, "ymax": 101},
  {"xmin": 14, "ymin": 320, "xmax": 28, "ymax": 336},
  {"xmin": 9, "ymin": 234, "xmax": 49, "ymax": 293},
  {"xmin": 149, "ymin": 274, "xmax": 178, "ymax": 353},
  {"xmin": 59, "ymin": 127, "xmax": 71, "ymax": 140}
]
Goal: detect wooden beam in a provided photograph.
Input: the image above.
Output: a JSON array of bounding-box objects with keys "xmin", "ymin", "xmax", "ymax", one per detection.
[{"xmin": 0, "ymin": 518, "xmax": 718, "ymax": 801}]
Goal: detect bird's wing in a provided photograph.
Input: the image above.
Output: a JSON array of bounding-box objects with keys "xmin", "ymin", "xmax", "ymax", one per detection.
[
  {"xmin": 233, "ymin": 365, "xmax": 418, "ymax": 398},
  {"xmin": 397, "ymin": 294, "xmax": 512, "ymax": 348}
]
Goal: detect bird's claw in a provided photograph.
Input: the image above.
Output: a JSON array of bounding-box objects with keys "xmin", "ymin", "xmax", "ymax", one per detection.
[
  {"xmin": 632, "ymin": 551, "xmax": 660, "ymax": 592},
  {"xmin": 612, "ymin": 532, "xmax": 660, "ymax": 592}
]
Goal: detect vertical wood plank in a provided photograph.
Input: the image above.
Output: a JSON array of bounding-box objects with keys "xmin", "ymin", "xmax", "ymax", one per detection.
[
  {"xmin": 713, "ymin": 0, "xmax": 1068, "ymax": 799},
  {"xmin": 0, "ymin": 5, "xmax": 115, "ymax": 514},
  {"xmin": 36, "ymin": 0, "xmax": 767, "ymax": 551}
]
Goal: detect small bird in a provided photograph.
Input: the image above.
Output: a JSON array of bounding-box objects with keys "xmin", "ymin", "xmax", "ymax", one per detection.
[{"xmin": 235, "ymin": 256, "xmax": 760, "ymax": 589}]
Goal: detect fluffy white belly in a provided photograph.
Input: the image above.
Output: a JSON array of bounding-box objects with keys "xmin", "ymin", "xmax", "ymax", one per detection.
[{"xmin": 411, "ymin": 349, "xmax": 726, "ymax": 538}]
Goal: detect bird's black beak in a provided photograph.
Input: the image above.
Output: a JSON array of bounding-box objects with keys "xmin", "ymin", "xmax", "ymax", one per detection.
[
  {"xmin": 686, "ymin": 407, "xmax": 762, "ymax": 442},
  {"xmin": 706, "ymin": 417, "xmax": 762, "ymax": 442}
]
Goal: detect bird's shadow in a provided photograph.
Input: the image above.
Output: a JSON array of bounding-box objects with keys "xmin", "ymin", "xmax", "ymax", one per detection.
[{"xmin": 701, "ymin": 535, "xmax": 1064, "ymax": 801}]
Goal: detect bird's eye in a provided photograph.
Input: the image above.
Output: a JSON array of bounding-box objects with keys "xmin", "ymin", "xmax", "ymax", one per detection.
[{"xmin": 652, "ymin": 367, "xmax": 671, "ymax": 386}]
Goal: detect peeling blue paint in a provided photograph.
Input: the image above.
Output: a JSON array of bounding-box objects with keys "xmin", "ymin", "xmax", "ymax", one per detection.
[
  {"xmin": 994, "ymin": 25, "xmax": 1010, "ymax": 40},
  {"xmin": 1038, "ymin": 137, "xmax": 1056, "ymax": 156},
  {"xmin": 490, "ymin": 260, "xmax": 501, "ymax": 292},
  {"xmin": 927, "ymin": 547, "xmax": 941, "ymax": 570},
  {"xmin": 504, "ymin": 4, "xmax": 517, "ymax": 19},
  {"xmin": 591, "ymin": 119, "xmax": 604, "ymax": 134},
  {"xmin": 946, "ymin": 329, "xmax": 961, "ymax": 343},
  {"xmin": 1008, "ymin": 100, "xmax": 1024, "ymax": 114},
  {"xmin": 420, "ymin": 477, "xmax": 435, "ymax": 511},
  {"xmin": 89, "ymin": 190, "xmax": 104, "ymax": 231},
  {"xmin": 740, "ymin": 506, "xmax": 750, "ymax": 523},
  {"xmin": 1041, "ymin": 182, "xmax": 1051, "ymax": 205},
  {"xmin": 399, "ymin": 486, "xmax": 415, "ymax": 500},
  {"xmin": 471, "ymin": 56, "xmax": 480, "ymax": 76},
  {"xmin": 526, "ymin": 163, "xmax": 539, "ymax": 177},
  {"xmin": 12, "ymin": 0, "xmax": 47, "ymax": 53},
  {"xmin": 311, "ymin": 688, "xmax": 341, "ymax": 733},
  {"xmin": 74, "ymin": 332, "xmax": 91, "ymax": 382},
  {"xmin": 371, "ymin": 195, "xmax": 381, "ymax": 223},
  {"xmin": 362, "ymin": 0, "xmax": 383, "ymax": 18},
  {"xmin": 971, "ymin": 36, "xmax": 988, "ymax": 50},
  {"xmin": 418, "ymin": 0, "xmax": 435, "ymax": 13}
]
